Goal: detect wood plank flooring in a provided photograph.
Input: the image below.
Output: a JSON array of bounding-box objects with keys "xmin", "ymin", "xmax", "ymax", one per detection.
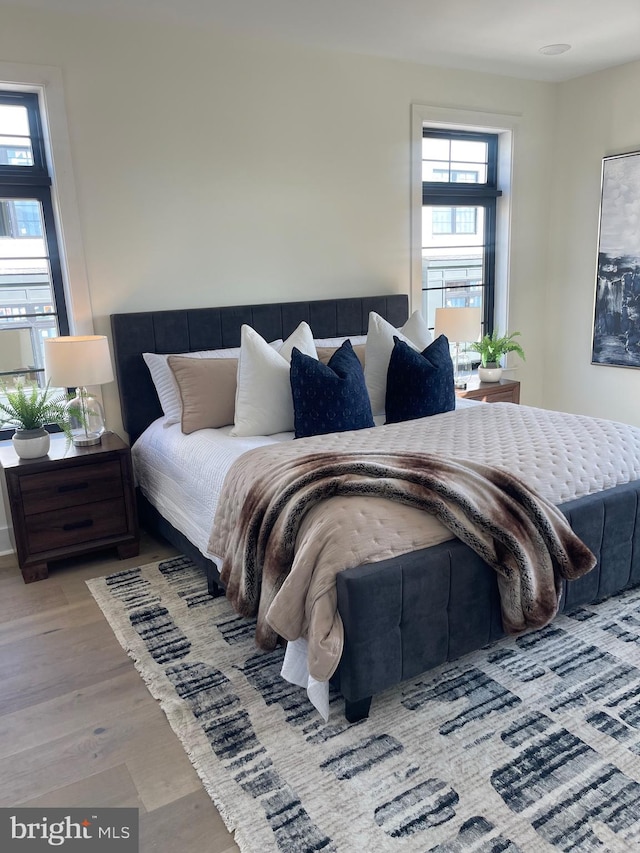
[{"xmin": 0, "ymin": 532, "xmax": 239, "ymax": 853}]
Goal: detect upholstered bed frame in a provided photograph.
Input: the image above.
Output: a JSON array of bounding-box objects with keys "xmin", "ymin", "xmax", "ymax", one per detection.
[{"xmin": 111, "ymin": 295, "xmax": 640, "ymax": 721}]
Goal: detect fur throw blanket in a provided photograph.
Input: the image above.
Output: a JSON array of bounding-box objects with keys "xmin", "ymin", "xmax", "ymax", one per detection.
[{"xmin": 210, "ymin": 450, "xmax": 596, "ymax": 660}]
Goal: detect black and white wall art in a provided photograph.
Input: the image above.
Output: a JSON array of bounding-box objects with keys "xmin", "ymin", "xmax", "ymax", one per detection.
[{"xmin": 592, "ymin": 150, "xmax": 640, "ymax": 367}]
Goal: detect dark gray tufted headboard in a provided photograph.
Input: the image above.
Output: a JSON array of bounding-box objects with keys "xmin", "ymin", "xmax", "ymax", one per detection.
[{"xmin": 111, "ymin": 294, "xmax": 409, "ymax": 444}]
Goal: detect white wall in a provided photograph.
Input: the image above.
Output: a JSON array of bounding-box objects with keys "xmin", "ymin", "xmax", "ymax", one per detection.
[
  {"xmin": 547, "ymin": 61, "xmax": 640, "ymax": 426},
  {"xmin": 0, "ymin": 4, "xmax": 557, "ymax": 441}
]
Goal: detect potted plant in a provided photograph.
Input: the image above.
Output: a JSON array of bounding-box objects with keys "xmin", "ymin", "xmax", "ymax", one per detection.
[
  {"xmin": 470, "ymin": 330, "xmax": 525, "ymax": 382},
  {"xmin": 0, "ymin": 381, "xmax": 81, "ymax": 459}
]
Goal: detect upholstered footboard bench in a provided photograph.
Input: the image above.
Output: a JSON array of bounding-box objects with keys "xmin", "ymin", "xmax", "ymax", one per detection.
[{"xmin": 333, "ymin": 479, "xmax": 640, "ymax": 721}]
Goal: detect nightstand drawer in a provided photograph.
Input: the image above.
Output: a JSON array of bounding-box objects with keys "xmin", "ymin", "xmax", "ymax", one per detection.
[
  {"xmin": 476, "ymin": 388, "xmax": 519, "ymax": 403},
  {"xmin": 24, "ymin": 498, "xmax": 128, "ymax": 553},
  {"xmin": 19, "ymin": 460, "xmax": 123, "ymax": 515}
]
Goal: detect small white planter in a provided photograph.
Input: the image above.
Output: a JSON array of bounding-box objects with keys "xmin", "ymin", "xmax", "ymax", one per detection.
[
  {"xmin": 12, "ymin": 428, "xmax": 51, "ymax": 459},
  {"xmin": 478, "ymin": 365, "xmax": 503, "ymax": 383}
]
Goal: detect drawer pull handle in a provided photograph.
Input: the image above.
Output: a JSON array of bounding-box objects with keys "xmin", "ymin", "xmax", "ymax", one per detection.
[
  {"xmin": 58, "ymin": 482, "xmax": 89, "ymax": 493},
  {"xmin": 62, "ymin": 519, "xmax": 94, "ymax": 531}
]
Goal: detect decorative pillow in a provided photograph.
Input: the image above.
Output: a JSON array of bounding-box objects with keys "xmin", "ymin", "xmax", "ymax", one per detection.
[
  {"xmin": 168, "ymin": 356, "xmax": 237, "ymax": 433},
  {"xmin": 143, "ymin": 347, "xmax": 243, "ymax": 426},
  {"xmin": 290, "ymin": 339, "xmax": 375, "ymax": 439},
  {"xmin": 231, "ymin": 321, "xmax": 317, "ymax": 436},
  {"xmin": 385, "ymin": 335, "xmax": 455, "ymax": 424},
  {"xmin": 316, "ymin": 344, "xmax": 365, "ymax": 368},
  {"xmin": 400, "ymin": 310, "xmax": 432, "ymax": 348},
  {"xmin": 144, "ymin": 341, "xmax": 283, "ymax": 427},
  {"xmin": 364, "ymin": 310, "xmax": 433, "ymax": 416}
]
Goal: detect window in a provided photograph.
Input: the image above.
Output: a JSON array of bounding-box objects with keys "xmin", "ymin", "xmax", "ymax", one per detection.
[
  {"xmin": 0, "ymin": 200, "xmax": 44, "ymax": 238},
  {"xmin": 432, "ymin": 168, "xmax": 479, "ymax": 183},
  {"xmin": 421, "ymin": 129, "xmax": 501, "ymax": 333},
  {"xmin": 0, "ymin": 91, "xmax": 69, "ymax": 437},
  {"xmin": 431, "ymin": 207, "xmax": 478, "ymax": 235}
]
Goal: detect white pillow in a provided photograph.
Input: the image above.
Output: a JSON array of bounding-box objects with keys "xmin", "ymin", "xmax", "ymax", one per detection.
[
  {"xmin": 400, "ymin": 311, "xmax": 432, "ymax": 349},
  {"xmin": 144, "ymin": 343, "xmax": 283, "ymax": 426},
  {"xmin": 364, "ymin": 310, "xmax": 433, "ymax": 416},
  {"xmin": 231, "ymin": 321, "xmax": 317, "ymax": 436}
]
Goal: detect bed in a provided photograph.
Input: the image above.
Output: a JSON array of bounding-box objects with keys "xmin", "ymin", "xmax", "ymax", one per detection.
[{"xmin": 111, "ymin": 294, "xmax": 640, "ymax": 722}]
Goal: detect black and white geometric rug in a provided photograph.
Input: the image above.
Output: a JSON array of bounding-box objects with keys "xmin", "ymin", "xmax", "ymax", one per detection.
[{"xmin": 87, "ymin": 556, "xmax": 640, "ymax": 852}]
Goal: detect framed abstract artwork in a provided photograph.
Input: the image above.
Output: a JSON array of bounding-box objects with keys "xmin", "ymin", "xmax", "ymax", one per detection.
[{"xmin": 592, "ymin": 150, "xmax": 640, "ymax": 367}]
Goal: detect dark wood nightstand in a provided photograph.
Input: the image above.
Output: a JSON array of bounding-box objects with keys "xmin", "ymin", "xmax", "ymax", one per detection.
[
  {"xmin": 0, "ymin": 431, "xmax": 139, "ymax": 583},
  {"xmin": 455, "ymin": 375, "xmax": 520, "ymax": 404}
]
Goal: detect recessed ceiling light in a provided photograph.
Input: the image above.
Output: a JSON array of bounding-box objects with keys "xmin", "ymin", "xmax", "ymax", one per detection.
[{"xmin": 538, "ymin": 43, "xmax": 571, "ymax": 56}]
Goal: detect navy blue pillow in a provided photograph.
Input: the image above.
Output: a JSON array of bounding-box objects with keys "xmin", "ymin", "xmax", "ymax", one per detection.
[
  {"xmin": 385, "ymin": 335, "xmax": 455, "ymax": 424},
  {"xmin": 290, "ymin": 339, "xmax": 375, "ymax": 438}
]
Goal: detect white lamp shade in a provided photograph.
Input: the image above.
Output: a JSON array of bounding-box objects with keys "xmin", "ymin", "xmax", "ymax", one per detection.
[
  {"xmin": 44, "ymin": 335, "xmax": 114, "ymax": 388},
  {"xmin": 434, "ymin": 307, "xmax": 482, "ymax": 343}
]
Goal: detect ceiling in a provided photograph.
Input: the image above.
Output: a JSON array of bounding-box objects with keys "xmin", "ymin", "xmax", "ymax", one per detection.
[{"xmin": 6, "ymin": 0, "xmax": 640, "ymax": 82}]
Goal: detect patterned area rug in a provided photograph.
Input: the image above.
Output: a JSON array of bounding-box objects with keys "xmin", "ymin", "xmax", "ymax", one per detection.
[{"xmin": 87, "ymin": 556, "xmax": 640, "ymax": 852}]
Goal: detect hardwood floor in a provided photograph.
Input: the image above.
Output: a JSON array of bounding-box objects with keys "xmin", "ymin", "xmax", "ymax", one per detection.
[{"xmin": 0, "ymin": 531, "xmax": 239, "ymax": 853}]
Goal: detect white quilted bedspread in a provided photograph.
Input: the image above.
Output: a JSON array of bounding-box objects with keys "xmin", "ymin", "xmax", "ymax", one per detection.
[
  {"xmin": 361, "ymin": 402, "xmax": 640, "ymax": 504},
  {"xmin": 221, "ymin": 402, "xmax": 640, "ymax": 507},
  {"xmin": 135, "ymin": 401, "xmax": 640, "ymax": 561}
]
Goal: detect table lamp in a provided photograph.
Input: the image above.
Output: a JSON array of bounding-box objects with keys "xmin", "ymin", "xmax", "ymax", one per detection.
[
  {"xmin": 44, "ymin": 335, "xmax": 114, "ymax": 446},
  {"xmin": 434, "ymin": 307, "xmax": 482, "ymax": 389}
]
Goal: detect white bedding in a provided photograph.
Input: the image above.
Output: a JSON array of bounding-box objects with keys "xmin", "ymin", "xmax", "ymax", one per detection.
[
  {"xmin": 132, "ymin": 420, "xmax": 292, "ymax": 559},
  {"xmin": 131, "ymin": 399, "xmax": 479, "ymax": 562}
]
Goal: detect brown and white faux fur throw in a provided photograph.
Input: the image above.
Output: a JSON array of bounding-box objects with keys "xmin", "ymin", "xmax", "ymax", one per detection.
[{"xmin": 210, "ymin": 450, "xmax": 596, "ymax": 666}]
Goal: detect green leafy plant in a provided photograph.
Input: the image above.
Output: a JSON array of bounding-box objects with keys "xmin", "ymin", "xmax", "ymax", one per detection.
[
  {"xmin": 0, "ymin": 381, "xmax": 82, "ymax": 442},
  {"xmin": 469, "ymin": 330, "xmax": 525, "ymax": 368}
]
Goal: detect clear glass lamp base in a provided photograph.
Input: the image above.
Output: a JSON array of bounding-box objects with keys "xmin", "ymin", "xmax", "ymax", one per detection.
[
  {"xmin": 68, "ymin": 387, "xmax": 106, "ymax": 447},
  {"xmin": 72, "ymin": 432, "xmax": 102, "ymax": 447}
]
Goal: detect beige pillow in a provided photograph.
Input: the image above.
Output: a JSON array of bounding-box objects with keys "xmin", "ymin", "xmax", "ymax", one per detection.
[
  {"xmin": 316, "ymin": 344, "xmax": 365, "ymax": 368},
  {"xmin": 168, "ymin": 355, "xmax": 237, "ymax": 433}
]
